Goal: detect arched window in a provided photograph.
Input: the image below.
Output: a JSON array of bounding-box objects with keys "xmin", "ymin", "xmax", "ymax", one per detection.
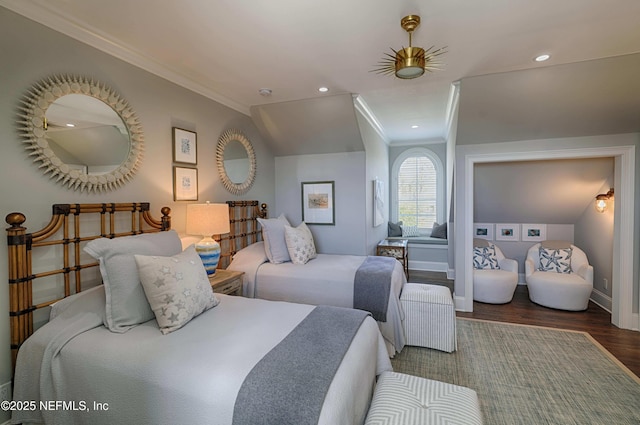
[{"xmin": 391, "ymin": 148, "xmax": 444, "ymax": 234}]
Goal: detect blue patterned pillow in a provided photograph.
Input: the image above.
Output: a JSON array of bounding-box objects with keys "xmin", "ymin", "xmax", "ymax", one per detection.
[
  {"xmin": 538, "ymin": 247, "xmax": 572, "ymax": 273},
  {"xmin": 473, "ymin": 245, "xmax": 500, "ymax": 270}
]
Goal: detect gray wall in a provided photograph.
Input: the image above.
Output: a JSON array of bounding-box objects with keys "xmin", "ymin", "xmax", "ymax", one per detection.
[
  {"xmin": 275, "ymin": 152, "xmax": 367, "ymax": 255},
  {"xmin": 575, "ymin": 179, "xmax": 615, "ymax": 306},
  {"xmin": 356, "ymin": 110, "xmax": 389, "ymax": 255},
  {"xmin": 0, "ymin": 9, "xmax": 275, "ymax": 409}
]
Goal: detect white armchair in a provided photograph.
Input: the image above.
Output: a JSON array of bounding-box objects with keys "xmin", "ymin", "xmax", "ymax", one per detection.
[
  {"xmin": 525, "ymin": 242, "xmax": 593, "ymax": 311},
  {"xmin": 473, "ymin": 241, "xmax": 519, "ymax": 304}
]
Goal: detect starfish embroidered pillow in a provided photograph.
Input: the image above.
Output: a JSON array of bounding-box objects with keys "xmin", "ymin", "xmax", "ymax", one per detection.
[
  {"xmin": 473, "ymin": 244, "xmax": 500, "ymax": 270},
  {"xmin": 284, "ymin": 222, "xmax": 317, "ymax": 264},
  {"xmin": 538, "ymin": 247, "xmax": 573, "ymax": 273},
  {"xmin": 135, "ymin": 245, "xmax": 219, "ymax": 334}
]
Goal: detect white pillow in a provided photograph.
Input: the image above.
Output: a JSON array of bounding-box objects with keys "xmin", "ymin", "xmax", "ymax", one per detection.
[
  {"xmin": 84, "ymin": 230, "xmax": 183, "ymax": 333},
  {"xmin": 135, "ymin": 245, "xmax": 220, "ymax": 335},
  {"xmin": 538, "ymin": 247, "xmax": 573, "ymax": 273},
  {"xmin": 230, "ymin": 241, "xmax": 268, "ymax": 266},
  {"xmin": 284, "ymin": 222, "xmax": 317, "ymax": 264},
  {"xmin": 257, "ymin": 214, "xmax": 291, "ymax": 263},
  {"xmin": 402, "ymin": 224, "xmax": 419, "ymax": 237}
]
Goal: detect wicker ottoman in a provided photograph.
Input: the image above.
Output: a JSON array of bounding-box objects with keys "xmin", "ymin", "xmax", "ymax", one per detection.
[
  {"xmin": 365, "ymin": 372, "xmax": 483, "ymax": 425},
  {"xmin": 400, "ymin": 283, "xmax": 456, "ymax": 352}
]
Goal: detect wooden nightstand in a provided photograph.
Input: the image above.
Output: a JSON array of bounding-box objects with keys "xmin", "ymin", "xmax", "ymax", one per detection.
[
  {"xmin": 376, "ymin": 239, "xmax": 409, "ymax": 278},
  {"xmin": 208, "ymin": 269, "xmax": 244, "ymax": 296}
]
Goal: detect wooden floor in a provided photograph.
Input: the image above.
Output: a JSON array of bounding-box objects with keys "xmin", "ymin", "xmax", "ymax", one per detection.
[{"xmin": 410, "ymin": 271, "xmax": 640, "ymax": 378}]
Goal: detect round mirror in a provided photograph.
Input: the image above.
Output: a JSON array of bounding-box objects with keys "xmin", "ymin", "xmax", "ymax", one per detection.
[
  {"xmin": 216, "ymin": 129, "xmax": 256, "ymax": 195},
  {"xmin": 18, "ymin": 75, "xmax": 143, "ymax": 192}
]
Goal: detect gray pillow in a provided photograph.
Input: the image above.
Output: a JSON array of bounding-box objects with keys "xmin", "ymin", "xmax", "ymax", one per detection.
[
  {"xmin": 84, "ymin": 230, "xmax": 183, "ymax": 333},
  {"xmin": 431, "ymin": 222, "xmax": 447, "ymax": 239},
  {"xmin": 388, "ymin": 221, "xmax": 403, "ymax": 237}
]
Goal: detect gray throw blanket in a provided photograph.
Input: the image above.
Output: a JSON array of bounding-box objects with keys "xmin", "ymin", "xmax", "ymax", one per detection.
[
  {"xmin": 233, "ymin": 305, "xmax": 369, "ymax": 425},
  {"xmin": 353, "ymin": 255, "xmax": 396, "ymax": 322}
]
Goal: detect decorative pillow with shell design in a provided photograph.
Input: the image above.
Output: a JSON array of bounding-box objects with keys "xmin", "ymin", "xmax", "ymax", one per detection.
[
  {"xmin": 538, "ymin": 247, "xmax": 573, "ymax": 273},
  {"xmin": 473, "ymin": 245, "xmax": 501, "ymax": 270},
  {"xmin": 284, "ymin": 222, "xmax": 317, "ymax": 264}
]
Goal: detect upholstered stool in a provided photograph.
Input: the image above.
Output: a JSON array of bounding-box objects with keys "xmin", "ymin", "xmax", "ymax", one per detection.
[
  {"xmin": 365, "ymin": 371, "xmax": 483, "ymax": 425},
  {"xmin": 400, "ymin": 283, "xmax": 457, "ymax": 352}
]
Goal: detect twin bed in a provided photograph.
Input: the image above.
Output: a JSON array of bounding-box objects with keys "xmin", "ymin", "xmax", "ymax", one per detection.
[{"xmin": 6, "ymin": 201, "xmax": 403, "ymax": 425}]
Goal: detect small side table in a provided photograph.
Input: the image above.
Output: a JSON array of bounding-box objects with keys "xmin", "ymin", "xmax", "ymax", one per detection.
[
  {"xmin": 208, "ymin": 269, "xmax": 244, "ymax": 296},
  {"xmin": 376, "ymin": 239, "xmax": 409, "ymax": 278}
]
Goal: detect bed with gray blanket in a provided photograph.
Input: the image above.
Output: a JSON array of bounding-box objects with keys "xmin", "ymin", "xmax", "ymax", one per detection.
[
  {"xmin": 12, "ymin": 288, "xmax": 391, "ymax": 425},
  {"xmin": 227, "ymin": 242, "xmax": 407, "ymax": 356}
]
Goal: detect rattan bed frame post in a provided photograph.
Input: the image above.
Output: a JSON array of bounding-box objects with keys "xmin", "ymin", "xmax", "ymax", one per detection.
[
  {"xmin": 5, "ymin": 203, "xmax": 171, "ymax": 373},
  {"xmin": 217, "ymin": 201, "xmax": 267, "ymax": 270}
]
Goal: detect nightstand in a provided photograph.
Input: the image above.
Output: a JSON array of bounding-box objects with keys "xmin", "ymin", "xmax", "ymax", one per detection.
[
  {"xmin": 208, "ymin": 269, "xmax": 244, "ymax": 296},
  {"xmin": 376, "ymin": 239, "xmax": 409, "ymax": 278}
]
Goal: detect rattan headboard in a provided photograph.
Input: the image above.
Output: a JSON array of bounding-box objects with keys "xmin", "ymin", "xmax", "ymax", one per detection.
[
  {"xmin": 5, "ymin": 203, "xmax": 171, "ymax": 372},
  {"xmin": 217, "ymin": 200, "xmax": 267, "ymax": 269}
]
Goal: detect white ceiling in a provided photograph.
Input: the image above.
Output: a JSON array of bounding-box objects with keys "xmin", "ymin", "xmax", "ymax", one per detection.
[{"xmin": 3, "ymin": 0, "xmax": 640, "ymax": 144}]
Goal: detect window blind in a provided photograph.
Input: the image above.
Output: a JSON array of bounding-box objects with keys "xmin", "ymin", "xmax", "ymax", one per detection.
[{"xmin": 397, "ymin": 156, "xmax": 437, "ymax": 231}]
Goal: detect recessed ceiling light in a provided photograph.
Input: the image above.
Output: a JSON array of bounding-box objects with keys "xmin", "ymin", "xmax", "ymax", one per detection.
[
  {"xmin": 318, "ymin": 87, "xmax": 329, "ymax": 93},
  {"xmin": 258, "ymin": 88, "xmax": 272, "ymax": 97},
  {"xmin": 411, "ymin": 125, "xmax": 419, "ymax": 129},
  {"xmin": 534, "ymin": 54, "xmax": 550, "ymax": 62},
  {"xmin": 66, "ymin": 123, "xmax": 75, "ymax": 127}
]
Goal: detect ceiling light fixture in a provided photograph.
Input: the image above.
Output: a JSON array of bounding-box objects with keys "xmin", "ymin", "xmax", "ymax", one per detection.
[
  {"xmin": 372, "ymin": 15, "xmax": 447, "ymax": 79},
  {"xmin": 258, "ymin": 88, "xmax": 272, "ymax": 97},
  {"xmin": 534, "ymin": 54, "xmax": 550, "ymax": 62},
  {"xmin": 411, "ymin": 125, "xmax": 419, "ymax": 129},
  {"xmin": 318, "ymin": 87, "xmax": 329, "ymax": 93},
  {"xmin": 595, "ymin": 188, "xmax": 614, "ymax": 213}
]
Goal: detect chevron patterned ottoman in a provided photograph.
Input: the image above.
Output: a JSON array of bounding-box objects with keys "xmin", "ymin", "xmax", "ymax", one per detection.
[
  {"xmin": 400, "ymin": 283, "xmax": 457, "ymax": 352},
  {"xmin": 365, "ymin": 372, "xmax": 483, "ymax": 425}
]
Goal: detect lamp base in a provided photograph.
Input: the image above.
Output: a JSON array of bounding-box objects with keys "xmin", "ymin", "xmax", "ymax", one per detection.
[{"xmin": 195, "ymin": 237, "xmax": 221, "ymax": 275}]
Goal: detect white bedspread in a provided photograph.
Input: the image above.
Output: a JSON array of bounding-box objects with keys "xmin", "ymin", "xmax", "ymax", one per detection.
[
  {"xmin": 12, "ymin": 288, "xmax": 391, "ymax": 425},
  {"xmin": 228, "ymin": 246, "xmax": 406, "ymax": 356}
]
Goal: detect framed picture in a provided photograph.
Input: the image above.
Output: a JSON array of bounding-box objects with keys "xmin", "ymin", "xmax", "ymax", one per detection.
[
  {"xmin": 495, "ymin": 223, "xmax": 520, "ymax": 241},
  {"xmin": 173, "ymin": 127, "xmax": 197, "ymax": 164},
  {"xmin": 301, "ymin": 181, "xmax": 335, "ymax": 225},
  {"xmin": 473, "ymin": 223, "xmax": 494, "ymax": 240},
  {"xmin": 373, "ymin": 179, "xmax": 384, "ymax": 227},
  {"xmin": 522, "ymin": 224, "xmax": 547, "ymax": 242},
  {"xmin": 173, "ymin": 166, "xmax": 198, "ymax": 201}
]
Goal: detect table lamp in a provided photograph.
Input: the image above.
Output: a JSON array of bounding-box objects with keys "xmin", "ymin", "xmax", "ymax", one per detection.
[{"xmin": 186, "ymin": 202, "xmax": 230, "ymax": 275}]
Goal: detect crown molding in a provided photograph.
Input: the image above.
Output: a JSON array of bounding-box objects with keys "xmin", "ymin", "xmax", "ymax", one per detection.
[
  {"xmin": 353, "ymin": 95, "xmax": 389, "ymax": 144},
  {"xmin": 1, "ymin": 0, "xmax": 250, "ymax": 115}
]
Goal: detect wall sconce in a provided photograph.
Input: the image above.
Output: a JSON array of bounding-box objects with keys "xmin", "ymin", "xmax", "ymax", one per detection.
[
  {"xmin": 595, "ymin": 188, "xmax": 614, "ymax": 213},
  {"xmin": 186, "ymin": 202, "xmax": 230, "ymax": 275}
]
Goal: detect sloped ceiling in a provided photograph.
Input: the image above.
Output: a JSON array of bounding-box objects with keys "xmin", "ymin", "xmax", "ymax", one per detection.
[
  {"xmin": 474, "ymin": 157, "xmax": 614, "ymax": 224},
  {"xmin": 250, "ymin": 94, "xmax": 364, "ymax": 156},
  {"xmin": 457, "ymin": 54, "xmax": 640, "ymax": 144}
]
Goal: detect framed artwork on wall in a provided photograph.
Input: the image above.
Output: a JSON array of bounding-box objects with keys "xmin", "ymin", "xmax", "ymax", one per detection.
[
  {"xmin": 522, "ymin": 224, "xmax": 547, "ymax": 242},
  {"xmin": 473, "ymin": 223, "xmax": 494, "ymax": 240},
  {"xmin": 301, "ymin": 181, "xmax": 335, "ymax": 225},
  {"xmin": 173, "ymin": 166, "xmax": 198, "ymax": 201},
  {"xmin": 373, "ymin": 178, "xmax": 384, "ymax": 227},
  {"xmin": 495, "ymin": 223, "xmax": 520, "ymax": 241},
  {"xmin": 173, "ymin": 127, "xmax": 197, "ymax": 165}
]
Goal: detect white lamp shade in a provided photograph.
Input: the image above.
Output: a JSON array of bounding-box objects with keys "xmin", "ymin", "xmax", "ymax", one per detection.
[{"xmin": 186, "ymin": 203, "xmax": 230, "ymax": 237}]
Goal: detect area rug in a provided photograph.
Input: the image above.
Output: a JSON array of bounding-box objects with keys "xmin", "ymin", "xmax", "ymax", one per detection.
[{"xmin": 392, "ymin": 318, "xmax": 640, "ymax": 425}]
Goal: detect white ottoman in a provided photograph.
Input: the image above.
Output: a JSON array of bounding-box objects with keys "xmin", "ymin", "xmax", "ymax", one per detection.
[
  {"xmin": 400, "ymin": 283, "xmax": 456, "ymax": 352},
  {"xmin": 365, "ymin": 372, "xmax": 483, "ymax": 425}
]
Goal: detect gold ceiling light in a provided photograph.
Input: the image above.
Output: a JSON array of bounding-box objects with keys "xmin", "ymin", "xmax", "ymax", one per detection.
[{"xmin": 372, "ymin": 15, "xmax": 446, "ymax": 79}]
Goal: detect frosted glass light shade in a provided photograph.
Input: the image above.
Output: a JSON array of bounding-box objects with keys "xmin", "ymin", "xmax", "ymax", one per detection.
[{"xmin": 186, "ymin": 202, "xmax": 230, "ymax": 275}]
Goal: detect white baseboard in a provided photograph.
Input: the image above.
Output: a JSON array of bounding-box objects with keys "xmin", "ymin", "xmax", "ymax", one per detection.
[
  {"xmin": 408, "ymin": 260, "xmax": 448, "ymax": 273},
  {"xmin": 454, "ymin": 295, "xmax": 469, "ymax": 312},
  {"xmin": 447, "ymin": 268, "xmax": 455, "ymax": 280},
  {"xmin": 590, "ymin": 289, "xmax": 612, "ymax": 313}
]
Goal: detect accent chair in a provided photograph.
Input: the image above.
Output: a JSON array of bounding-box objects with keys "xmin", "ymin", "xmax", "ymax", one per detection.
[
  {"xmin": 525, "ymin": 241, "xmax": 593, "ymax": 311},
  {"xmin": 472, "ymin": 239, "xmax": 519, "ymax": 304}
]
